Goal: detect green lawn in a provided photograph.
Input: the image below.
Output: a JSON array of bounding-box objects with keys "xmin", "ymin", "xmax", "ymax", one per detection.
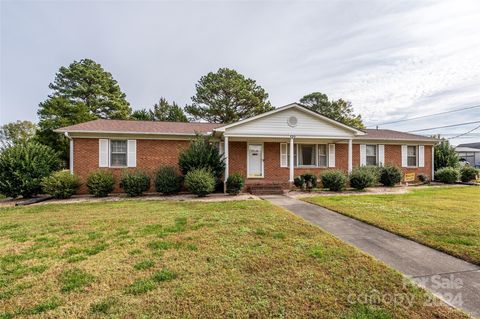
[
  {"xmin": 303, "ymin": 186, "xmax": 480, "ymax": 265},
  {"xmin": 0, "ymin": 199, "xmax": 466, "ymax": 318}
]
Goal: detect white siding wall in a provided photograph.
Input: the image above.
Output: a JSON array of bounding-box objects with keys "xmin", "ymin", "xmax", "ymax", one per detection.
[{"xmin": 225, "ymin": 108, "xmax": 354, "ymax": 137}]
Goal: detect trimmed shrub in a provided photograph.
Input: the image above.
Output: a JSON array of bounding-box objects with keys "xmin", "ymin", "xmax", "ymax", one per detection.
[
  {"xmin": 417, "ymin": 173, "xmax": 429, "ymax": 184},
  {"xmin": 379, "ymin": 165, "xmax": 402, "ymax": 187},
  {"xmin": 86, "ymin": 170, "xmax": 115, "ymax": 197},
  {"xmin": 226, "ymin": 173, "xmax": 244, "ymax": 195},
  {"xmin": 41, "ymin": 170, "xmax": 80, "ymax": 199},
  {"xmin": 460, "ymin": 166, "xmax": 478, "ymax": 182},
  {"xmin": 349, "ymin": 167, "xmax": 376, "ymax": 190},
  {"xmin": 320, "ymin": 170, "xmax": 347, "ymax": 192},
  {"xmin": 0, "ymin": 142, "xmax": 61, "ymax": 198},
  {"xmin": 179, "ymin": 135, "xmax": 225, "ymax": 179},
  {"xmin": 362, "ymin": 165, "xmax": 381, "ymax": 184},
  {"xmin": 184, "ymin": 168, "xmax": 215, "ymax": 197},
  {"xmin": 155, "ymin": 166, "xmax": 182, "ymax": 195},
  {"xmin": 435, "ymin": 167, "xmax": 459, "ymax": 184},
  {"xmin": 121, "ymin": 170, "xmax": 150, "ymax": 197}
]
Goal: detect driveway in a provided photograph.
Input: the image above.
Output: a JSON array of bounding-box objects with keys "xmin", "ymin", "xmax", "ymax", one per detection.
[{"xmin": 263, "ymin": 195, "xmax": 480, "ymax": 318}]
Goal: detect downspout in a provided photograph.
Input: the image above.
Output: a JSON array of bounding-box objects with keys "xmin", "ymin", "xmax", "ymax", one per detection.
[{"xmin": 64, "ymin": 132, "xmax": 73, "ymax": 174}]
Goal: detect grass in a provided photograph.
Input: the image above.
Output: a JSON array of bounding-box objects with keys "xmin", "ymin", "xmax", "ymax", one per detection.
[
  {"xmin": 303, "ymin": 186, "xmax": 480, "ymax": 265},
  {"xmin": 0, "ymin": 199, "xmax": 467, "ymax": 318}
]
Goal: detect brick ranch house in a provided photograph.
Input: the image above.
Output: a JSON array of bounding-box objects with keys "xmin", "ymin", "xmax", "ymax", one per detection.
[{"xmin": 56, "ymin": 103, "xmax": 437, "ymax": 194}]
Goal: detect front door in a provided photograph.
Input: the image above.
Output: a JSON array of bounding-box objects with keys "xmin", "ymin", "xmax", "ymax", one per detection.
[{"xmin": 248, "ymin": 143, "xmax": 263, "ymax": 177}]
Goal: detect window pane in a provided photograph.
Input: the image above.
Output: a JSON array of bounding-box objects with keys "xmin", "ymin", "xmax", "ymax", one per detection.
[
  {"xmin": 408, "ymin": 156, "xmax": 416, "ymax": 166},
  {"xmin": 408, "ymin": 146, "xmax": 416, "ymax": 156},
  {"xmin": 111, "ymin": 154, "xmax": 127, "ymax": 166},
  {"xmin": 319, "ymin": 155, "xmax": 327, "ymax": 167},
  {"xmin": 366, "ymin": 145, "xmax": 376, "ymax": 156},
  {"xmin": 366, "ymin": 156, "xmax": 377, "ymax": 166},
  {"xmin": 318, "ymin": 144, "xmax": 326, "ymax": 155},
  {"xmin": 299, "ymin": 144, "xmax": 316, "ymax": 166}
]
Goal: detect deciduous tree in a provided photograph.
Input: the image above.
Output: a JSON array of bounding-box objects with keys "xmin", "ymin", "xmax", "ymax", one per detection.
[{"xmin": 300, "ymin": 92, "xmax": 364, "ymax": 129}]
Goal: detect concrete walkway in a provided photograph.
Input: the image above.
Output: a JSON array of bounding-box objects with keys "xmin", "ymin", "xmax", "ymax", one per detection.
[{"xmin": 263, "ymin": 195, "xmax": 480, "ymax": 318}]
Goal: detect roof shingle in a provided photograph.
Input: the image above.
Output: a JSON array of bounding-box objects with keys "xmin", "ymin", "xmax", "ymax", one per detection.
[{"xmin": 56, "ymin": 119, "xmax": 222, "ymax": 135}]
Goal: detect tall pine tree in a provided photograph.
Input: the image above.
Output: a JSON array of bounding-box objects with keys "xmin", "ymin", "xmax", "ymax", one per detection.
[{"xmin": 37, "ymin": 59, "xmax": 131, "ymax": 163}]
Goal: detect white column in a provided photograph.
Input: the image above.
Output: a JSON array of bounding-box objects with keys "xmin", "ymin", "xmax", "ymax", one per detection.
[
  {"xmin": 289, "ymin": 136, "xmax": 294, "ymax": 182},
  {"xmin": 69, "ymin": 139, "xmax": 74, "ymax": 174},
  {"xmin": 224, "ymin": 136, "xmax": 229, "ymax": 183},
  {"xmin": 431, "ymin": 145, "xmax": 435, "ymax": 180},
  {"xmin": 348, "ymin": 139, "xmax": 353, "ymax": 173}
]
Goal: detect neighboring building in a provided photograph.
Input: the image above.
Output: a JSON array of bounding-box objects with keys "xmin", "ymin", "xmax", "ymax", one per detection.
[
  {"xmin": 455, "ymin": 142, "xmax": 480, "ymax": 167},
  {"xmin": 56, "ymin": 103, "xmax": 437, "ymax": 193}
]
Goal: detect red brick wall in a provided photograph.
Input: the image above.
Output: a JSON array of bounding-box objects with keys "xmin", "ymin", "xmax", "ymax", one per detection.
[
  {"xmin": 227, "ymin": 142, "xmax": 433, "ymax": 186},
  {"xmin": 73, "ymin": 138, "xmax": 433, "ymax": 193},
  {"xmin": 73, "ymin": 138, "xmax": 189, "ymax": 193}
]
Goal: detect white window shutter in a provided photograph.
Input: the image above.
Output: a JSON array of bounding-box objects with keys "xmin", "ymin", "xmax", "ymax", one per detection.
[
  {"xmin": 328, "ymin": 144, "xmax": 336, "ymax": 167},
  {"xmin": 127, "ymin": 140, "xmax": 137, "ymax": 167},
  {"xmin": 378, "ymin": 145, "xmax": 385, "ymax": 166},
  {"xmin": 360, "ymin": 144, "xmax": 366, "ymax": 166},
  {"xmin": 418, "ymin": 145, "xmax": 425, "ymax": 167},
  {"xmin": 280, "ymin": 143, "xmax": 288, "ymax": 167},
  {"xmin": 99, "ymin": 139, "xmax": 109, "ymax": 167},
  {"xmin": 401, "ymin": 145, "xmax": 408, "ymax": 167}
]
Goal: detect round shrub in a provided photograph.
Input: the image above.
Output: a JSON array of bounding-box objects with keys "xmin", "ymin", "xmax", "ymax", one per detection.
[
  {"xmin": 362, "ymin": 165, "xmax": 381, "ymax": 184},
  {"xmin": 155, "ymin": 166, "xmax": 182, "ymax": 195},
  {"xmin": 460, "ymin": 166, "xmax": 478, "ymax": 182},
  {"xmin": 417, "ymin": 173, "xmax": 429, "ymax": 184},
  {"xmin": 434, "ymin": 167, "xmax": 460, "ymax": 184},
  {"xmin": 86, "ymin": 170, "xmax": 115, "ymax": 197},
  {"xmin": 121, "ymin": 170, "xmax": 151, "ymax": 197},
  {"xmin": 379, "ymin": 165, "xmax": 402, "ymax": 187},
  {"xmin": 0, "ymin": 142, "xmax": 61, "ymax": 198},
  {"xmin": 226, "ymin": 173, "xmax": 244, "ymax": 195},
  {"xmin": 41, "ymin": 170, "xmax": 80, "ymax": 199},
  {"xmin": 184, "ymin": 168, "xmax": 215, "ymax": 197},
  {"xmin": 320, "ymin": 170, "xmax": 347, "ymax": 192},
  {"xmin": 349, "ymin": 167, "xmax": 376, "ymax": 190}
]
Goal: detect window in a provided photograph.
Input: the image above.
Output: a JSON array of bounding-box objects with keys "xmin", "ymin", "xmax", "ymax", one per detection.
[
  {"xmin": 298, "ymin": 144, "xmax": 316, "ymax": 166},
  {"xmin": 318, "ymin": 144, "xmax": 327, "ymax": 167},
  {"xmin": 110, "ymin": 140, "xmax": 127, "ymax": 166},
  {"xmin": 366, "ymin": 145, "xmax": 377, "ymax": 166},
  {"xmin": 281, "ymin": 143, "xmax": 328, "ymax": 167},
  {"xmin": 407, "ymin": 146, "xmax": 417, "ymax": 167}
]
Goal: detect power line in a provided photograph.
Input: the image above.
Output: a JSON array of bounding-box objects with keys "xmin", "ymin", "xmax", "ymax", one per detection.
[
  {"xmin": 447, "ymin": 124, "xmax": 480, "ymax": 140},
  {"xmin": 407, "ymin": 120, "xmax": 480, "ymax": 133},
  {"xmin": 371, "ymin": 104, "xmax": 480, "ymax": 126}
]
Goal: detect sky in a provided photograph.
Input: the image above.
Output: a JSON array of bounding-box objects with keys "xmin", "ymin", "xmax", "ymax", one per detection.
[{"xmin": 1, "ymin": 0, "xmax": 480, "ymax": 145}]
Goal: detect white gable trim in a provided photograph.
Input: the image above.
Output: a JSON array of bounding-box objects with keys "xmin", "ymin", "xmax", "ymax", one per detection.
[{"xmin": 214, "ymin": 103, "xmax": 365, "ymax": 135}]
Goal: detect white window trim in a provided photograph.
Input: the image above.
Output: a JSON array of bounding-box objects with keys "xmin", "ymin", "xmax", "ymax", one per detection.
[
  {"xmin": 247, "ymin": 142, "xmax": 264, "ymax": 178},
  {"xmin": 406, "ymin": 145, "xmax": 419, "ymax": 168}
]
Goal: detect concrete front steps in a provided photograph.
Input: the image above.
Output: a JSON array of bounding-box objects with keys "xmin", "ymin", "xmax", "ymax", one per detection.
[{"xmin": 248, "ymin": 184, "xmax": 285, "ymax": 195}]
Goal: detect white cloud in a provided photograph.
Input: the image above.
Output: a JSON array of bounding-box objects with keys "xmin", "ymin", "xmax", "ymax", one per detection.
[{"xmin": 1, "ymin": 0, "xmax": 480, "ymax": 144}]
